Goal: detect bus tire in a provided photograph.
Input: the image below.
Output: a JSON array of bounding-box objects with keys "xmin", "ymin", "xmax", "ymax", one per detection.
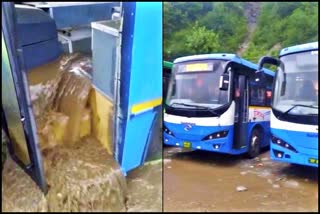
[{"xmin": 247, "ymin": 128, "xmax": 261, "ymax": 158}]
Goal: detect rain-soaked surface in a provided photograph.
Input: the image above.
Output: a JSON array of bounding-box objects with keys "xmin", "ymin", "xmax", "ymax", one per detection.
[
  {"xmin": 2, "ymin": 53, "xmax": 162, "ymax": 212},
  {"xmin": 164, "ymin": 146, "xmax": 318, "ymax": 212}
]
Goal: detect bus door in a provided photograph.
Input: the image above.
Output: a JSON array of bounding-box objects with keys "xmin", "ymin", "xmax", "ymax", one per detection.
[
  {"xmin": 114, "ymin": 2, "xmax": 162, "ymax": 174},
  {"xmin": 2, "ymin": 2, "xmax": 47, "ymax": 193},
  {"xmin": 233, "ymin": 73, "xmax": 249, "ymax": 150}
]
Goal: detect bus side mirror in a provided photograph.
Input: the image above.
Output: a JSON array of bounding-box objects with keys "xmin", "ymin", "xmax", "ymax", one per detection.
[
  {"xmin": 219, "ymin": 73, "xmax": 229, "ymax": 91},
  {"xmin": 256, "ymin": 56, "xmax": 279, "ymax": 87},
  {"xmin": 254, "ymin": 70, "xmax": 265, "ymax": 86}
]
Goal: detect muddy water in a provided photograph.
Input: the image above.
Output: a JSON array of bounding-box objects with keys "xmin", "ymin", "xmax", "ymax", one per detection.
[
  {"xmin": 126, "ymin": 160, "xmax": 162, "ymax": 212},
  {"xmin": 43, "ymin": 137, "xmax": 127, "ymax": 212},
  {"xmin": 2, "ymin": 53, "xmax": 127, "ymax": 212},
  {"xmin": 164, "ymin": 146, "xmax": 318, "ymax": 212},
  {"xmin": 2, "ymin": 53, "xmax": 162, "ymax": 212}
]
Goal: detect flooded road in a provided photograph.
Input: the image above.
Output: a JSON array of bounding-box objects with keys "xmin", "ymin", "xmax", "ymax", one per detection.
[
  {"xmin": 164, "ymin": 146, "xmax": 318, "ymax": 212},
  {"xmin": 126, "ymin": 160, "xmax": 162, "ymax": 212}
]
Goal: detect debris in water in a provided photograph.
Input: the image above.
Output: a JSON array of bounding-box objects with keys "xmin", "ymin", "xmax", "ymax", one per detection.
[
  {"xmin": 240, "ymin": 171, "xmax": 247, "ymax": 175},
  {"xmin": 2, "ymin": 158, "xmax": 48, "ymax": 212},
  {"xmin": 3, "ymin": 53, "xmax": 127, "ymax": 212},
  {"xmin": 283, "ymin": 180, "xmax": 299, "ymax": 189},
  {"xmin": 275, "ymin": 177, "xmax": 286, "ymax": 182},
  {"xmin": 125, "ymin": 161, "xmax": 162, "ymax": 212},
  {"xmin": 261, "ymin": 157, "xmax": 269, "ymax": 161},
  {"xmin": 236, "ymin": 185, "xmax": 248, "ymax": 192},
  {"xmin": 163, "ymin": 159, "xmax": 172, "ymax": 164},
  {"xmin": 272, "ymin": 184, "xmax": 280, "ymax": 189},
  {"xmin": 167, "ymin": 166, "xmax": 172, "ymax": 169},
  {"xmin": 249, "ymin": 165, "xmax": 254, "ymax": 168}
]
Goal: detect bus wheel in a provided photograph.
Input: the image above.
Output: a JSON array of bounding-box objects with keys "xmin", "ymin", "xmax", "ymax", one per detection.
[{"xmin": 247, "ymin": 128, "xmax": 261, "ymax": 158}]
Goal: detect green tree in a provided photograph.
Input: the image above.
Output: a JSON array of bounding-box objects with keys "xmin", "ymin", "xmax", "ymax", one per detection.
[{"xmin": 185, "ymin": 22, "xmax": 220, "ymax": 54}]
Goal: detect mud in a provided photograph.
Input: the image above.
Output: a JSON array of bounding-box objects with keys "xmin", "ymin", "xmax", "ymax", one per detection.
[
  {"xmin": 2, "ymin": 158, "xmax": 48, "ymax": 212},
  {"xmin": 164, "ymin": 146, "xmax": 318, "ymax": 212},
  {"xmin": 2, "ymin": 52, "xmax": 162, "ymax": 212},
  {"xmin": 43, "ymin": 137, "xmax": 127, "ymax": 212},
  {"xmin": 2, "ymin": 53, "xmax": 127, "ymax": 212},
  {"xmin": 126, "ymin": 160, "xmax": 162, "ymax": 212}
]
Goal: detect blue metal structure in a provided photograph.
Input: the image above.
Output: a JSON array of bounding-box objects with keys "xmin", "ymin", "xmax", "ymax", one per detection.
[
  {"xmin": 268, "ymin": 42, "xmax": 318, "ymax": 167},
  {"xmin": 2, "ymin": 2, "xmax": 162, "ymax": 192},
  {"xmin": 15, "ymin": 4, "xmax": 62, "ymax": 70},
  {"xmin": 164, "ymin": 54, "xmax": 274, "ymax": 157},
  {"xmin": 116, "ymin": 2, "xmax": 162, "ymax": 174},
  {"xmin": 25, "ymin": 2, "xmax": 120, "ymax": 29}
]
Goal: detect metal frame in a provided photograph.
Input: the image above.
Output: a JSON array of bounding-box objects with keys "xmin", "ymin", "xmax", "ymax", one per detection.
[{"xmin": 2, "ymin": 2, "xmax": 47, "ymax": 193}]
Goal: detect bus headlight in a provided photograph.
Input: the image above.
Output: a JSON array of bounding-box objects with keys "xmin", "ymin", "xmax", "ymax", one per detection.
[
  {"xmin": 163, "ymin": 125, "xmax": 174, "ymax": 136},
  {"xmin": 271, "ymin": 135, "xmax": 297, "ymax": 153},
  {"xmin": 202, "ymin": 130, "xmax": 229, "ymax": 141}
]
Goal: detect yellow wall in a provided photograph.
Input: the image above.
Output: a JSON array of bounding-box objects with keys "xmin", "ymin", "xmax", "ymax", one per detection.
[{"xmin": 89, "ymin": 88, "xmax": 114, "ymax": 155}]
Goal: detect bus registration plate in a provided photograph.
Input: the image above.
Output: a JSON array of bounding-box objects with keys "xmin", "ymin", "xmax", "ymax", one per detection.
[
  {"xmin": 183, "ymin": 141, "xmax": 191, "ymax": 148},
  {"xmin": 308, "ymin": 158, "xmax": 318, "ymax": 165}
]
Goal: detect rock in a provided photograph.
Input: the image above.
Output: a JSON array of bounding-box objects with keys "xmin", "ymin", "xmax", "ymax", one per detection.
[
  {"xmin": 236, "ymin": 186, "xmax": 248, "ymax": 192},
  {"xmin": 272, "ymin": 184, "xmax": 280, "ymax": 189},
  {"xmin": 261, "ymin": 157, "xmax": 268, "ymax": 161},
  {"xmin": 275, "ymin": 177, "xmax": 285, "ymax": 182},
  {"xmin": 163, "ymin": 159, "xmax": 172, "ymax": 164},
  {"xmin": 257, "ymin": 170, "xmax": 271, "ymax": 177},
  {"xmin": 267, "ymin": 179, "xmax": 273, "ymax": 184},
  {"xmin": 283, "ymin": 180, "xmax": 299, "ymax": 188},
  {"xmin": 240, "ymin": 171, "xmax": 247, "ymax": 175}
]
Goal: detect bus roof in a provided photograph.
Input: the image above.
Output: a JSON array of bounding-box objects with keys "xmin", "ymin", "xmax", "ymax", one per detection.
[
  {"xmin": 163, "ymin": 60, "xmax": 173, "ymax": 69},
  {"xmin": 279, "ymin": 41, "xmax": 318, "ymax": 57},
  {"xmin": 173, "ymin": 53, "xmax": 274, "ymax": 77}
]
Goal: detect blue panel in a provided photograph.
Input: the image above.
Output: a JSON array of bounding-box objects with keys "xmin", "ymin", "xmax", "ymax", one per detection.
[
  {"xmin": 119, "ymin": 2, "xmax": 162, "ymax": 173},
  {"xmin": 49, "ymin": 3, "xmax": 120, "ymax": 29},
  {"xmin": 279, "ymin": 41, "xmax": 318, "ymax": 57},
  {"xmin": 15, "ymin": 5, "xmax": 57, "ymax": 46},
  {"xmin": 14, "ymin": 4, "xmax": 62, "ymax": 70},
  {"xmin": 22, "ymin": 39, "xmax": 62, "ymax": 71},
  {"xmin": 117, "ymin": 2, "xmax": 136, "ymax": 168},
  {"xmin": 270, "ymin": 128, "xmax": 318, "ymax": 167},
  {"xmin": 163, "ymin": 123, "xmax": 247, "ymax": 154}
]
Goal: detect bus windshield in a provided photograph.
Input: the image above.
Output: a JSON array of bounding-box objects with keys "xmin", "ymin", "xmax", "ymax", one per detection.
[
  {"xmin": 273, "ymin": 50, "xmax": 318, "ymax": 115},
  {"xmin": 166, "ymin": 60, "xmax": 229, "ymax": 109}
]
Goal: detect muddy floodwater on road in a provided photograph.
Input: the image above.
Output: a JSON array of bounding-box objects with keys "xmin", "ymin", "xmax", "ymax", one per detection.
[{"xmin": 164, "ymin": 146, "xmax": 318, "ymax": 212}]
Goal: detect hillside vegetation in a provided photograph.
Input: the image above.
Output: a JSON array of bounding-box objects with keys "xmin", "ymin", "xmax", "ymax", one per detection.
[{"xmin": 164, "ymin": 2, "xmax": 318, "ymax": 63}]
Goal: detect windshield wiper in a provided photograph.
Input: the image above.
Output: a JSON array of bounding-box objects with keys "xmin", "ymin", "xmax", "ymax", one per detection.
[
  {"xmin": 279, "ymin": 104, "xmax": 318, "ymax": 119},
  {"xmin": 170, "ymin": 102, "xmax": 219, "ymax": 116}
]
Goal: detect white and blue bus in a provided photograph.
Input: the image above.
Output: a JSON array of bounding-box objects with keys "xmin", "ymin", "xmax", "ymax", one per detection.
[
  {"xmin": 163, "ymin": 54, "xmax": 274, "ymax": 158},
  {"xmin": 257, "ymin": 42, "xmax": 318, "ymax": 167}
]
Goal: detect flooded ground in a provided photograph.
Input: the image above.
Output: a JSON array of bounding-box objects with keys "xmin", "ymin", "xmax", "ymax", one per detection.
[
  {"xmin": 1, "ymin": 147, "xmax": 162, "ymax": 212},
  {"xmin": 2, "ymin": 53, "xmax": 162, "ymax": 212},
  {"xmin": 126, "ymin": 160, "xmax": 162, "ymax": 212},
  {"xmin": 164, "ymin": 146, "xmax": 318, "ymax": 212}
]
